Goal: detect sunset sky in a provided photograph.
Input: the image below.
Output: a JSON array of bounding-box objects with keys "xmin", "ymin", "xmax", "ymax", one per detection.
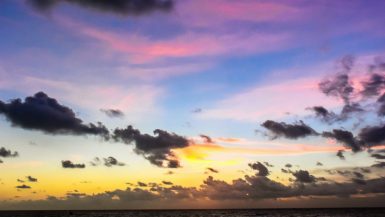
[{"xmin": 1, "ymin": 0, "xmax": 385, "ymax": 210}]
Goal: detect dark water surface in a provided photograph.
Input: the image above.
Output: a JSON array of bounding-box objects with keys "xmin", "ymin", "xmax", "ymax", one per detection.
[{"xmin": 0, "ymin": 209, "xmax": 384, "ymax": 217}]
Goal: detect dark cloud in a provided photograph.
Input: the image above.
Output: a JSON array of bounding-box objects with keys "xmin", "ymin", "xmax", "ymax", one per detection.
[
  {"xmin": 264, "ymin": 162, "xmax": 274, "ymax": 167},
  {"xmin": 61, "ymin": 160, "xmax": 86, "ymax": 169},
  {"xmin": 26, "ymin": 176, "xmax": 38, "ymax": 182},
  {"xmin": 100, "ymin": 109, "xmax": 124, "ymax": 118},
  {"xmin": 371, "ymin": 153, "xmax": 385, "ymax": 160},
  {"xmin": 361, "ymin": 73, "xmax": 385, "ymax": 97},
  {"xmin": 113, "ymin": 125, "xmax": 189, "ymax": 168},
  {"xmin": 206, "ymin": 167, "xmax": 219, "ymax": 173},
  {"xmin": 285, "ymin": 164, "xmax": 293, "ymax": 168},
  {"xmin": 103, "ymin": 156, "xmax": 125, "ymax": 167},
  {"xmin": 316, "ymin": 162, "xmax": 323, "ymax": 166},
  {"xmin": 248, "ymin": 162, "xmax": 269, "ymax": 177},
  {"xmin": 200, "ymin": 134, "xmax": 213, "ymax": 143},
  {"xmin": 28, "ymin": 0, "xmax": 173, "ymax": 16},
  {"xmin": 319, "ymin": 74, "xmax": 353, "ymax": 104},
  {"xmin": 308, "ymin": 106, "xmax": 337, "ymax": 123},
  {"xmin": 0, "ymin": 92, "xmax": 109, "ymax": 138},
  {"xmin": 291, "ymin": 170, "xmax": 316, "ymax": 183},
  {"xmin": 17, "ymin": 179, "xmax": 24, "ymax": 183},
  {"xmin": 16, "ymin": 184, "xmax": 31, "ymax": 189},
  {"xmin": 352, "ymin": 178, "xmax": 367, "ymax": 185},
  {"xmin": 322, "ymin": 129, "xmax": 363, "ymax": 152},
  {"xmin": 137, "ymin": 182, "xmax": 147, "ymax": 187},
  {"xmin": 358, "ymin": 124, "xmax": 385, "ymax": 147},
  {"xmin": 337, "ymin": 150, "xmax": 346, "ymax": 160},
  {"xmin": 372, "ymin": 161, "xmax": 385, "ymax": 168},
  {"xmin": 261, "ymin": 120, "xmax": 317, "ymax": 139},
  {"xmin": 0, "ymin": 147, "xmax": 18, "ymax": 158},
  {"xmin": 162, "ymin": 181, "xmax": 173, "ymax": 185}
]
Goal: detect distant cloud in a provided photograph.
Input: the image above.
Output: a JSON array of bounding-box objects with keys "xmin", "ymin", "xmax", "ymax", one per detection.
[
  {"xmin": 16, "ymin": 184, "xmax": 31, "ymax": 189},
  {"xmin": 248, "ymin": 162, "xmax": 269, "ymax": 177},
  {"xmin": 261, "ymin": 120, "xmax": 317, "ymax": 139},
  {"xmin": 336, "ymin": 150, "xmax": 345, "ymax": 160},
  {"xmin": 206, "ymin": 167, "xmax": 219, "ymax": 174},
  {"xmin": 103, "ymin": 157, "xmax": 125, "ymax": 167},
  {"xmin": 199, "ymin": 134, "xmax": 213, "ymax": 143},
  {"xmin": 113, "ymin": 125, "xmax": 189, "ymax": 168},
  {"xmin": 26, "ymin": 176, "xmax": 38, "ymax": 182},
  {"xmin": 162, "ymin": 181, "xmax": 173, "ymax": 185},
  {"xmin": 0, "ymin": 92, "xmax": 109, "ymax": 138},
  {"xmin": 192, "ymin": 108, "xmax": 203, "ymax": 113},
  {"xmin": 291, "ymin": 170, "xmax": 317, "ymax": 183},
  {"xmin": 28, "ymin": 0, "xmax": 173, "ymax": 16},
  {"xmin": 61, "ymin": 160, "xmax": 86, "ymax": 169},
  {"xmin": 100, "ymin": 109, "xmax": 124, "ymax": 118},
  {"xmin": 316, "ymin": 162, "xmax": 323, "ymax": 166},
  {"xmin": 0, "ymin": 147, "xmax": 18, "ymax": 158}
]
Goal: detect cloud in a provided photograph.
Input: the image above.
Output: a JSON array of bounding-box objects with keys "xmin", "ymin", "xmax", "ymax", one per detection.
[
  {"xmin": 248, "ymin": 162, "xmax": 269, "ymax": 177},
  {"xmin": 103, "ymin": 157, "xmax": 125, "ymax": 167},
  {"xmin": 162, "ymin": 181, "xmax": 173, "ymax": 185},
  {"xmin": 358, "ymin": 124, "xmax": 385, "ymax": 147},
  {"xmin": 113, "ymin": 125, "xmax": 189, "ymax": 168},
  {"xmin": 206, "ymin": 167, "xmax": 219, "ymax": 174},
  {"xmin": 322, "ymin": 129, "xmax": 363, "ymax": 152},
  {"xmin": 26, "ymin": 176, "xmax": 38, "ymax": 182},
  {"xmin": 199, "ymin": 135, "xmax": 213, "ymax": 143},
  {"xmin": 0, "ymin": 92, "xmax": 109, "ymax": 138},
  {"xmin": 316, "ymin": 162, "xmax": 323, "ymax": 166},
  {"xmin": 337, "ymin": 150, "xmax": 345, "ymax": 160},
  {"xmin": 0, "ymin": 147, "xmax": 18, "ymax": 158},
  {"xmin": 261, "ymin": 120, "xmax": 318, "ymax": 139},
  {"xmin": 16, "ymin": 184, "xmax": 31, "ymax": 189},
  {"xmin": 28, "ymin": 0, "xmax": 173, "ymax": 16},
  {"xmin": 361, "ymin": 73, "xmax": 385, "ymax": 97},
  {"xmin": 308, "ymin": 106, "xmax": 338, "ymax": 123},
  {"xmin": 291, "ymin": 170, "xmax": 317, "ymax": 183},
  {"xmin": 61, "ymin": 160, "xmax": 86, "ymax": 169},
  {"xmin": 319, "ymin": 56, "xmax": 355, "ymax": 104},
  {"xmin": 100, "ymin": 109, "xmax": 124, "ymax": 118},
  {"xmin": 372, "ymin": 161, "xmax": 385, "ymax": 168}
]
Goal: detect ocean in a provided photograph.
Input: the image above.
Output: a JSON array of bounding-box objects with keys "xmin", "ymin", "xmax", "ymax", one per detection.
[{"xmin": 0, "ymin": 209, "xmax": 384, "ymax": 217}]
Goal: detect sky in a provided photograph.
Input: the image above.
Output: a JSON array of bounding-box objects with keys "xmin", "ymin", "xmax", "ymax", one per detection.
[{"xmin": 0, "ymin": 0, "xmax": 385, "ymax": 210}]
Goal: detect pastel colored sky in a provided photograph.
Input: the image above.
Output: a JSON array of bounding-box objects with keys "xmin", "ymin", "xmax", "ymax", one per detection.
[{"xmin": 1, "ymin": 0, "xmax": 385, "ymax": 210}]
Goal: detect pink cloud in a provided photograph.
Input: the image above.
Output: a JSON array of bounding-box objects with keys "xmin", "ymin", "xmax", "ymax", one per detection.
[
  {"xmin": 176, "ymin": 0, "xmax": 303, "ymax": 27},
  {"xmin": 58, "ymin": 17, "xmax": 292, "ymax": 64}
]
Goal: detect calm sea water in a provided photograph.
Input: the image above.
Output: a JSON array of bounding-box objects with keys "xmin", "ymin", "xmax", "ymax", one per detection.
[{"xmin": 0, "ymin": 209, "xmax": 384, "ymax": 217}]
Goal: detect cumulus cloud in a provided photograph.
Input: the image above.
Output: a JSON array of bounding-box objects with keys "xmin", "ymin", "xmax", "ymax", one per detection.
[
  {"xmin": 0, "ymin": 92, "xmax": 109, "ymax": 138},
  {"xmin": 113, "ymin": 125, "xmax": 189, "ymax": 168},
  {"xmin": 28, "ymin": 0, "xmax": 174, "ymax": 16},
  {"xmin": 0, "ymin": 147, "xmax": 18, "ymax": 158},
  {"xmin": 322, "ymin": 129, "xmax": 363, "ymax": 152},
  {"xmin": 291, "ymin": 170, "xmax": 317, "ymax": 183},
  {"xmin": 358, "ymin": 124, "xmax": 385, "ymax": 147},
  {"xmin": 248, "ymin": 162, "xmax": 269, "ymax": 177},
  {"xmin": 61, "ymin": 160, "xmax": 86, "ymax": 169},
  {"xmin": 103, "ymin": 157, "xmax": 125, "ymax": 167},
  {"xmin": 100, "ymin": 109, "xmax": 124, "ymax": 118},
  {"xmin": 26, "ymin": 176, "xmax": 38, "ymax": 182},
  {"xmin": 261, "ymin": 120, "xmax": 318, "ymax": 139}
]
